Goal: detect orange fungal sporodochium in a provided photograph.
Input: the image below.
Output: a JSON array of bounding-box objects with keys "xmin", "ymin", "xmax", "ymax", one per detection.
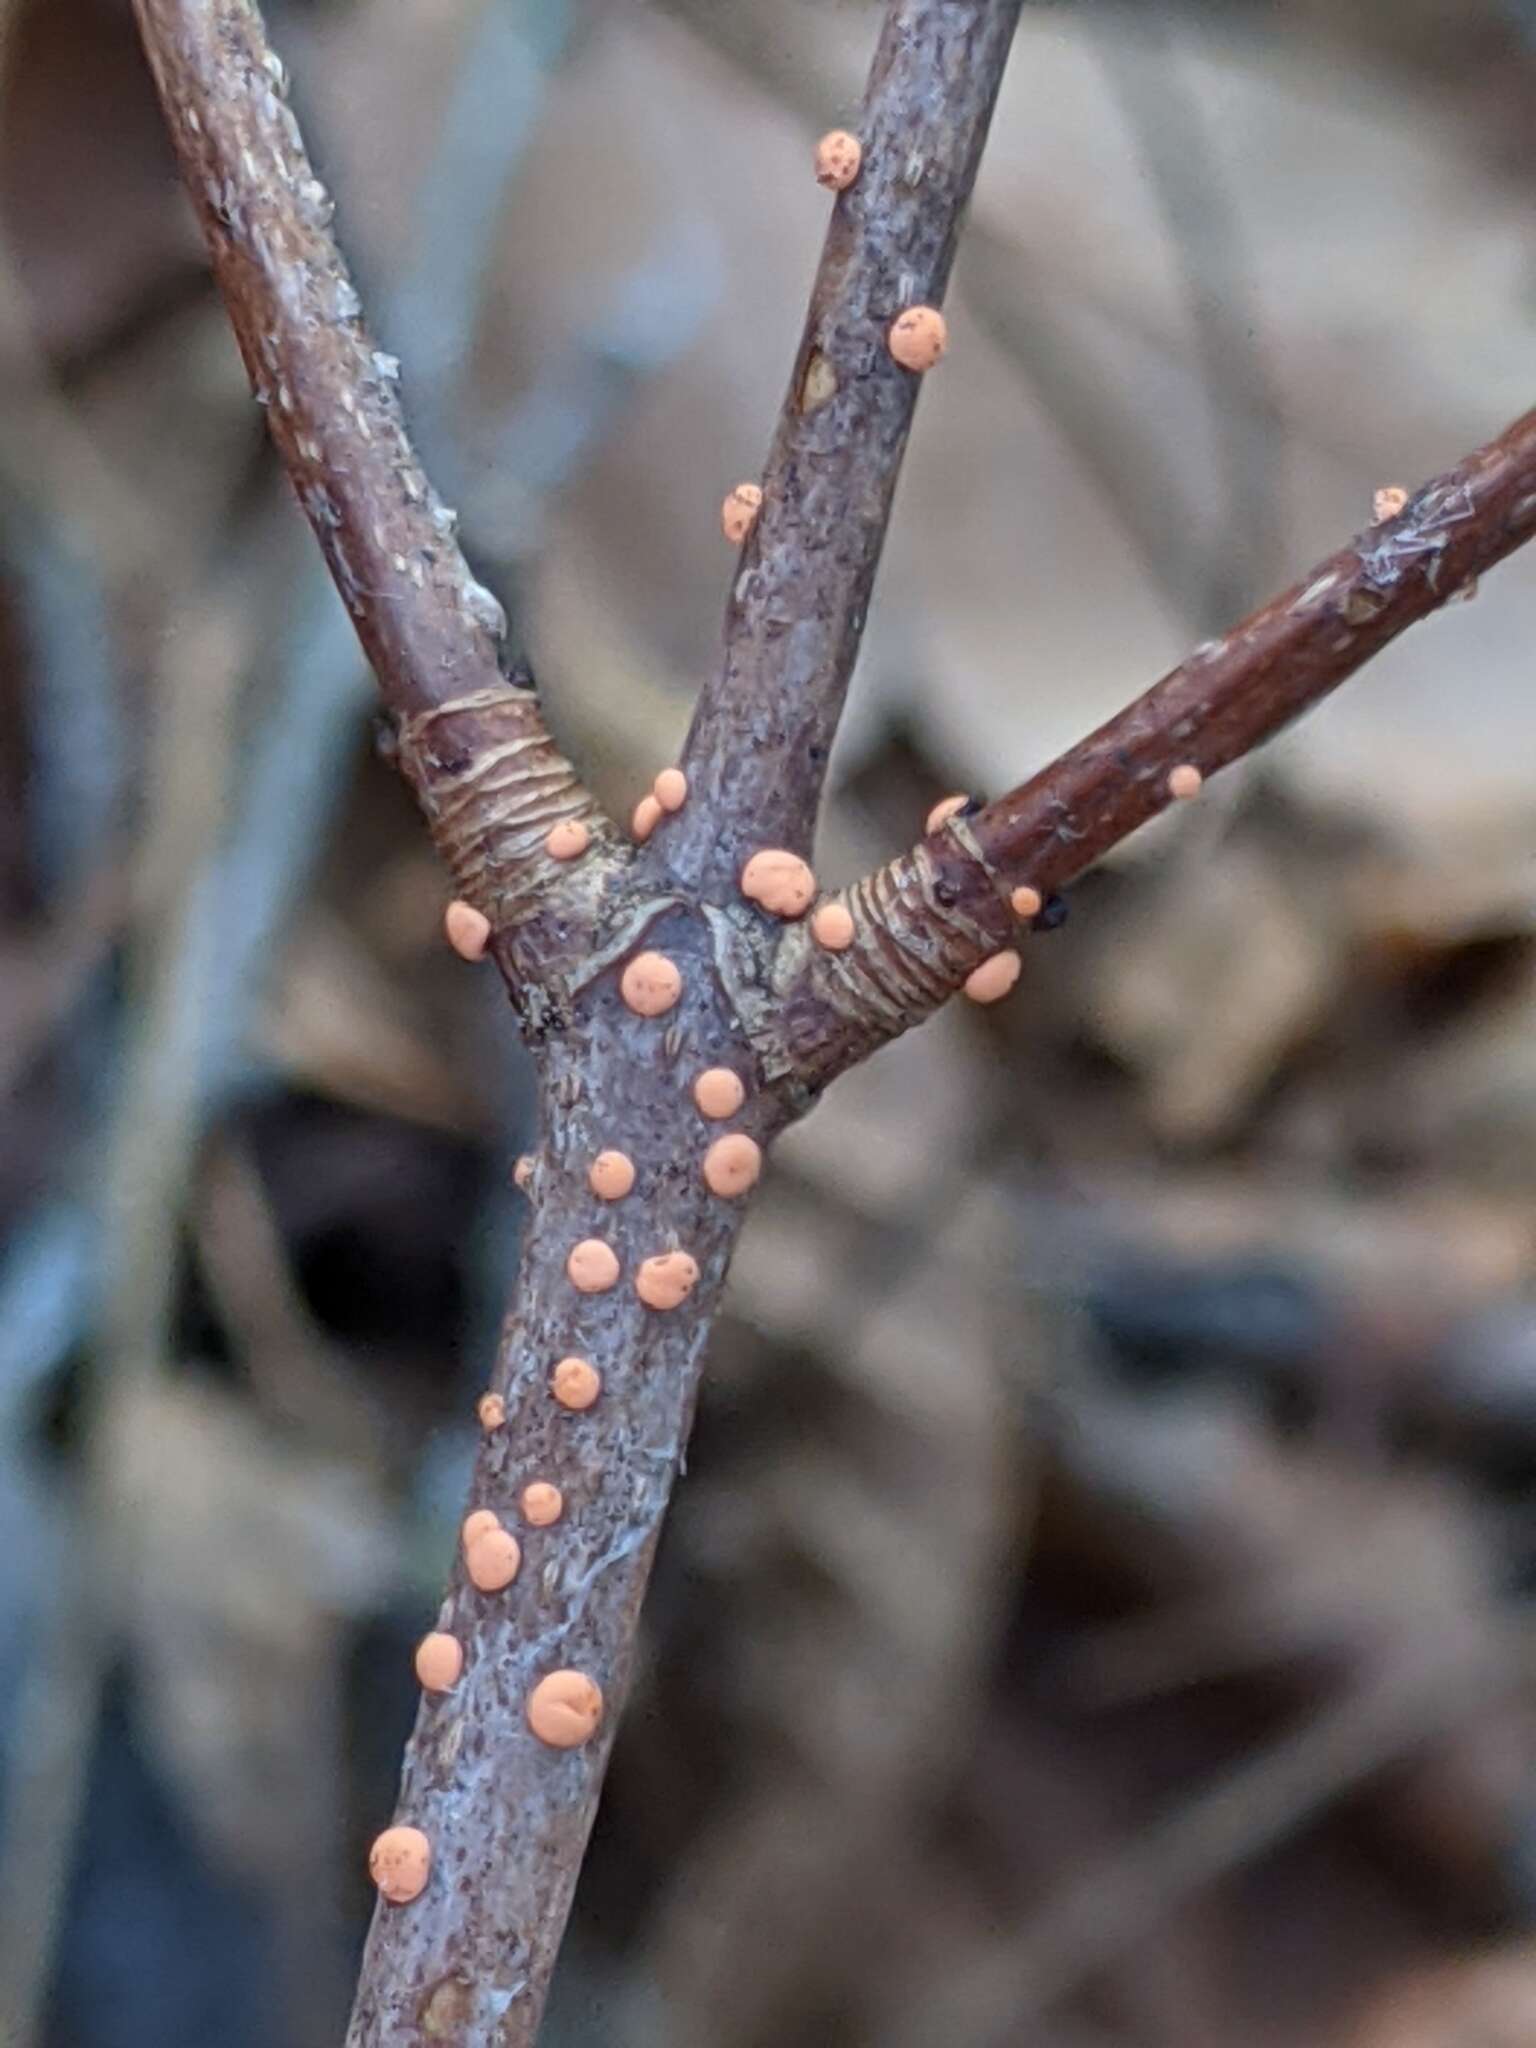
[
  {"xmin": 513, "ymin": 1154, "xmax": 535, "ymax": 1192},
  {"xmin": 588, "ymin": 1150, "xmax": 636, "ymax": 1201},
  {"xmin": 545, "ymin": 818, "xmax": 590, "ymax": 861},
  {"xmin": 722, "ymin": 482, "xmax": 763, "ymax": 545},
  {"xmin": 477, "ymin": 1391, "xmax": 507, "ymax": 1431},
  {"xmin": 567, "ymin": 1239, "xmax": 620, "ymax": 1293},
  {"xmin": 465, "ymin": 1525, "xmax": 522, "ymax": 1593},
  {"xmin": 889, "ymin": 305, "xmax": 948, "ymax": 372},
  {"xmin": 653, "ymin": 767, "xmax": 688, "ymax": 813},
  {"xmin": 369, "ymin": 1825, "xmax": 431, "ymax": 1904},
  {"xmin": 741, "ymin": 849, "xmax": 816, "ymax": 919},
  {"xmin": 703, "ymin": 1133, "xmax": 762, "ymax": 1199},
  {"xmin": 444, "ymin": 899, "xmax": 491, "ymax": 961},
  {"xmin": 636, "ymin": 1251, "xmax": 700, "ymax": 1310},
  {"xmin": 620, "ymin": 950, "xmax": 682, "ymax": 1017},
  {"xmin": 1168, "ymin": 764, "xmax": 1203, "ymax": 801},
  {"xmin": 811, "ymin": 901, "xmax": 855, "ymax": 951},
  {"xmin": 693, "ymin": 1068, "xmax": 746, "ymax": 1120},
  {"xmin": 414, "ymin": 1632, "xmax": 463, "ymax": 1693},
  {"xmin": 963, "ymin": 949, "xmax": 1022, "ymax": 1005},
  {"xmin": 925, "ymin": 793, "xmax": 967, "ymax": 834},
  {"xmin": 527, "ymin": 1670, "xmax": 604, "ymax": 1749},
  {"xmin": 550, "ymin": 1357, "xmax": 601, "ymax": 1411},
  {"xmin": 521, "ymin": 1481, "xmax": 564, "ymax": 1528},
  {"xmin": 631, "ymin": 793, "xmax": 662, "ymax": 843},
  {"xmin": 461, "ymin": 1508, "xmax": 500, "ymax": 1553},
  {"xmin": 815, "ymin": 129, "xmax": 863, "ymax": 191},
  {"xmin": 1010, "ymin": 885, "xmax": 1043, "ymax": 920},
  {"xmin": 1374, "ymin": 485, "xmax": 1409, "ymax": 523}
]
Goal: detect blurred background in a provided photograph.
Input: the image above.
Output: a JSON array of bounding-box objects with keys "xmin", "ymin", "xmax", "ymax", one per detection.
[{"xmin": 6, "ymin": 0, "xmax": 1536, "ymax": 2043}]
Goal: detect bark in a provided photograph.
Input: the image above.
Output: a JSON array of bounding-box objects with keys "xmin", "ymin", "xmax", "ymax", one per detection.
[
  {"xmin": 670, "ymin": 0, "xmax": 1027, "ymax": 896},
  {"xmin": 769, "ymin": 408, "xmax": 1536, "ymax": 1092},
  {"xmin": 131, "ymin": 0, "xmax": 620, "ymax": 1008},
  {"xmin": 127, "ymin": 0, "xmax": 1536, "ymax": 2043}
]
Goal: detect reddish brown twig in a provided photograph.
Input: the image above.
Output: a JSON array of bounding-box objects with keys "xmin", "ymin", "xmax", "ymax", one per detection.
[{"xmin": 767, "ymin": 411, "xmax": 1536, "ymax": 1093}]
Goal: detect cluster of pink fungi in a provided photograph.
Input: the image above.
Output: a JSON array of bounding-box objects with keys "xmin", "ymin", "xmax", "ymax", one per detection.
[
  {"xmin": 380, "ymin": 126, "xmax": 1212, "ymax": 1907},
  {"xmin": 380, "ymin": 822, "xmax": 765, "ymax": 1905}
]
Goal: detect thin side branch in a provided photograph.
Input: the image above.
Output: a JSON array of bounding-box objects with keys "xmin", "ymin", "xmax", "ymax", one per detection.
[
  {"xmin": 131, "ymin": 0, "xmax": 619, "ymax": 973},
  {"xmin": 666, "ymin": 0, "xmax": 1025, "ymax": 894},
  {"xmin": 768, "ymin": 406, "xmax": 1536, "ymax": 1091}
]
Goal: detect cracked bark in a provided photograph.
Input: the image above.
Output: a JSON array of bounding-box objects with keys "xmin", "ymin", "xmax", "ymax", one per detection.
[{"xmin": 129, "ymin": 0, "xmax": 1536, "ymax": 2042}]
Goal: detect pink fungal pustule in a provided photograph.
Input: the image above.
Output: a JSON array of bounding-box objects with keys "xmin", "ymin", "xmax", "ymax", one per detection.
[
  {"xmin": 925, "ymin": 793, "xmax": 968, "ymax": 834},
  {"xmin": 693, "ymin": 1068, "xmax": 746, "ymax": 1120},
  {"xmin": 1168, "ymin": 764, "xmax": 1203, "ymax": 801},
  {"xmin": 567, "ymin": 1239, "xmax": 621, "ymax": 1293},
  {"xmin": 963, "ymin": 949, "xmax": 1022, "ymax": 1005},
  {"xmin": 721, "ymin": 482, "xmax": 763, "ymax": 546},
  {"xmin": 653, "ymin": 767, "xmax": 688, "ymax": 813},
  {"xmin": 814, "ymin": 129, "xmax": 863, "ymax": 191},
  {"xmin": 1374, "ymin": 485, "xmax": 1409, "ymax": 523},
  {"xmin": 369, "ymin": 1825, "xmax": 431, "ymax": 1905},
  {"xmin": 811, "ymin": 900, "xmax": 855, "ymax": 951},
  {"xmin": 477, "ymin": 1391, "xmax": 507, "ymax": 1431},
  {"xmin": 513, "ymin": 1154, "xmax": 535, "ymax": 1192},
  {"xmin": 1010, "ymin": 885, "xmax": 1043, "ymax": 921},
  {"xmin": 631, "ymin": 793, "xmax": 662, "ymax": 843},
  {"xmin": 550, "ymin": 1357, "xmax": 601, "ymax": 1410},
  {"xmin": 620, "ymin": 950, "xmax": 682, "ymax": 1017},
  {"xmin": 461, "ymin": 1508, "xmax": 500, "ymax": 1554},
  {"xmin": 636, "ymin": 1251, "xmax": 700, "ymax": 1310},
  {"xmin": 521, "ymin": 1481, "xmax": 564, "ymax": 1528},
  {"xmin": 444, "ymin": 899, "xmax": 491, "ymax": 962},
  {"xmin": 741, "ymin": 849, "xmax": 816, "ymax": 919},
  {"xmin": 414, "ymin": 1632, "xmax": 463, "ymax": 1694},
  {"xmin": 588, "ymin": 1150, "xmax": 636, "ymax": 1201},
  {"xmin": 889, "ymin": 305, "xmax": 948, "ymax": 373},
  {"xmin": 545, "ymin": 818, "xmax": 590, "ymax": 861},
  {"xmin": 465, "ymin": 1526, "xmax": 522, "ymax": 1593},
  {"xmin": 703, "ymin": 1133, "xmax": 762, "ymax": 1199},
  {"xmin": 527, "ymin": 1670, "xmax": 604, "ymax": 1749}
]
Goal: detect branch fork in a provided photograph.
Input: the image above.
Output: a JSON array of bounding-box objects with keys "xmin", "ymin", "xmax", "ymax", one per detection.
[{"xmin": 130, "ymin": 0, "xmax": 1536, "ymax": 2039}]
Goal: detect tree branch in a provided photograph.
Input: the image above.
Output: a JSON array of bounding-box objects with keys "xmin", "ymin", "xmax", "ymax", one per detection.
[
  {"xmin": 665, "ymin": 0, "xmax": 1025, "ymax": 895},
  {"xmin": 764, "ymin": 406, "xmax": 1536, "ymax": 1092},
  {"xmin": 130, "ymin": 0, "xmax": 620, "ymax": 984},
  {"xmin": 133, "ymin": 1, "xmax": 1536, "ymax": 2043}
]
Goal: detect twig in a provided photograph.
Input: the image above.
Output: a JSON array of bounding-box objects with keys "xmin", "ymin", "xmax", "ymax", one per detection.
[
  {"xmin": 195, "ymin": 0, "xmax": 583, "ymax": 1104},
  {"xmin": 667, "ymin": 0, "xmax": 1027, "ymax": 894},
  {"xmin": 132, "ymin": 0, "xmax": 617, "ymax": 985},
  {"xmin": 133, "ymin": 0, "xmax": 1536, "ymax": 2042},
  {"xmin": 767, "ymin": 408, "xmax": 1536, "ymax": 1093},
  {"xmin": 133, "ymin": 0, "xmax": 502, "ymax": 717}
]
